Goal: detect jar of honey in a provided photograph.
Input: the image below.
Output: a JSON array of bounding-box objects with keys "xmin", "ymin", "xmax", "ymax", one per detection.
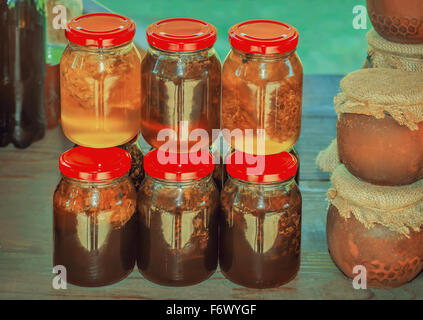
[
  {"xmin": 53, "ymin": 147, "xmax": 137, "ymax": 287},
  {"xmin": 222, "ymin": 20, "xmax": 303, "ymax": 155},
  {"xmin": 60, "ymin": 13, "xmax": 142, "ymax": 148},
  {"xmin": 141, "ymin": 18, "xmax": 221, "ymax": 152},
  {"xmin": 137, "ymin": 150, "xmax": 219, "ymax": 286},
  {"xmin": 220, "ymin": 151, "xmax": 302, "ymax": 288}
]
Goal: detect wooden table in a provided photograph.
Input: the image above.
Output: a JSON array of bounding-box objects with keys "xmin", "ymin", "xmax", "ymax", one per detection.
[{"xmin": 1, "ymin": 75, "xmax": 422, "ymax": 300}]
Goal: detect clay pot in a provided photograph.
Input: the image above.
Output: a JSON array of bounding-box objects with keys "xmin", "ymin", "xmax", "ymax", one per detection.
[
  {"xmin": 337, "ymin": 113, "xmax": 423, "ymax": 186},
  {"xmin": 367, "ymin": 0, "xmax": 423, "ymax": 44},
  {"xmin": 327, "ymin": 205, "xmax": 423, "ymax": 289},
  {"xmin": 363, "ymin": 29, "xmax": 423, "ymax": 73}
]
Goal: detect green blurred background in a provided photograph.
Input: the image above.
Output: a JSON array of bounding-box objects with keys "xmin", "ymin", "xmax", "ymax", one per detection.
[{"xmin": 96, "ymin": 0, "xmax": 369, "ymax": 75}]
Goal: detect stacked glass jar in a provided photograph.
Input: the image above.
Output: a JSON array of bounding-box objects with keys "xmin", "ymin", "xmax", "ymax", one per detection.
[
  {"xmin": 219, "ymin": 20, "xmax": 303, "ymax": 288},
  {"xmin": 137, "ymin": 150, "xmax": 219, "ymax": 286},
  {"xmin": 138, "ymin": 18, "xmax": 221, "ymax": 286},
  {"xmin": 54, "ymin": 147, "xmax": 137, "ymax": 286},
  {"xmin": 222, "ymin": 20, "xmax": 303, "ymax": 156},
  {"xmin": 221, "ymin": 151, "xmax": 301, "ymax": 288},
  {"xmin": 54, "ymin": 15, "xmax": 302, "ymax": 289},
  {"xmin": 53, "ymin": 13, "xmax": 144, "ymax": 287}
]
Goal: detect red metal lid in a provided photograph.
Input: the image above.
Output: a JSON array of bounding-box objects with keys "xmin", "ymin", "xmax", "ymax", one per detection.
[
  {"xmin": 226, "ymin": 151, "xmax": 297, "ymax": 183},
  {"xmin": 65, "ymin": 13, "xmax": 136, "ymax": 47},
  {"xmin": 229, "ymin": 20, "xmax": 299, "ymax": 54},
  {"xmin": 146, "ymin": 18, "xmax": 217, "ymax": 52},
  {"xmin": 59, "ymin": 147, "xmax": 132, "ymax": 181},
  {"xmin": 144, "ymin": 149, "xmax": 215, "ymax": 181}
]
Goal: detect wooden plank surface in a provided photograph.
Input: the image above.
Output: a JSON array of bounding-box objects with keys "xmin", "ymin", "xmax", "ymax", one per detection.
[{"xmin": 1, "ymin": 75, "xmax": 422, "ymax": 300}]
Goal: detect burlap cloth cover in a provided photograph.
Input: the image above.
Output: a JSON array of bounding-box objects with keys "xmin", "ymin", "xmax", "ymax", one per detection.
[
  {"xmin": 363, "ymin": 28, "xmax": 423, "ymax": 73},
  {"xmin": 316, "ymin": 139, "xmax": 339, "ymax": 173},
  {"xmin": 334, "ymin": 68, "xmax": 423, "ymax": 131},
  {"xmin": 328, "ymin": 165, "xmax": 423, "ymax": 237}
]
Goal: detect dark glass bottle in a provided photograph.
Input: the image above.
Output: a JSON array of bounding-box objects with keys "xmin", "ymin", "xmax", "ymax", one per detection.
[{"xmin": 0, "ymin": 0, "xmax": 46, "ymax": 148}]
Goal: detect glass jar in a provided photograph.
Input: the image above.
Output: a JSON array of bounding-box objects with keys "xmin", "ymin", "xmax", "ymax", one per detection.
[
  {"xmin": 220, "ymin": 151, "xmax": 302, "ymax": 288},
  {"xmin": 137, "ymin": 150, "xmax": 219, "ymax": 286},
  {"xmin": 141, "ymin": 18, "xmax": 221, "ymax": 152},
  {"xmin": 53, "ymin": 147, "xmax": 137, "ymax": 287},
  {"xmin": 222, "ymin": 20, "xmax": 303, "ymax": 155},
  {"xmin": 44, "ymin": 0, "xmax": 83, "ymax": 129},
  {"xmin": 0, "ymin": 0, "xmax": 45, "ymax": 148},
  {"xmin": 60, "ymin": 13, "xmax": 142, "ymax": 148}
]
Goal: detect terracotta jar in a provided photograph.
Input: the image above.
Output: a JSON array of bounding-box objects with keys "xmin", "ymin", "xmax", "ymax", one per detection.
[
  {"xmin": 338, "ymin": 113, "xmax": 423, "ymax": 186},
  {"xmin": 220, "ymin": 151, "xmax": 301, "ymax": 289},
  {"xmin": 367, "ymin": 0, "xmax": 423, "ymax": 44},
  {"xmin": 141, "ymin": 18, "xmax": 221, "ymax": 152},
  {"xmin": 363, "ymin": 28, "xmax": 423, "ymax": 73},
  {"xmin": 222, "ymin": 20, "xmax": 303, "ymax": 155},
  {"xmin": 335, "ymin": 68, "xmax": 423, "ymax": 186},
  {"xmin": 327, "ymin": 205, "xmax": 423, "ymax": 289},
  {"xmin": 53, "ymin": 147, "xmax": 137, "ymax": 287},
  {"xmin": 326, "ymin": 165, "xmax": 423, "ymax": 289},
  {"xmin": 137, "ymin": 150, "xmax": 219, "ymax": 286}
]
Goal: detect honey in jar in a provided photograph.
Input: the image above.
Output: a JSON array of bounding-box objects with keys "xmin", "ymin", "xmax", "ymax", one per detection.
[
  {"xmin": 222, "ymin": 20, "xmax": 303, "ymax": 155},
  {"xmin": 220, "ymin": 151, "xmax": 302, "ymax": 288}
]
